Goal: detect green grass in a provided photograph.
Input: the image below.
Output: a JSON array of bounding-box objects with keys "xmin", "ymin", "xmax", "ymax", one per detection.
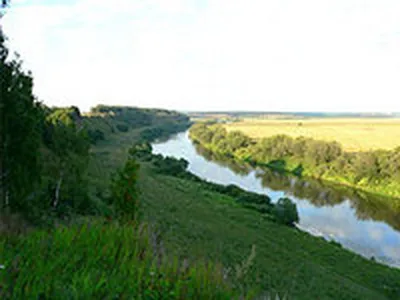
[
  {"xmin": 138, "ymin": 166, "xmax": 400, "ymax": 299},
  {"xmin": 0, "ymin": 220, "xmax": 236, "ymax": 299},
  {"xmin": 86, "ymin": 126, "xmax": 400, "ymax": 299}
]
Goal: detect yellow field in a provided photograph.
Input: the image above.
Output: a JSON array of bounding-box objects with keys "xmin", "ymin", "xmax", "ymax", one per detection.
[{"xmin": 224, "ymin": 118, "xmax": 400, "ymax": 151}]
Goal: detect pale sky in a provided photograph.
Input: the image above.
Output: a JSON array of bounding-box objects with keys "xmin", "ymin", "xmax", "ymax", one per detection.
[{"xmin": 2, "ymin": 0, "xmax": 400, "ymax": 112}]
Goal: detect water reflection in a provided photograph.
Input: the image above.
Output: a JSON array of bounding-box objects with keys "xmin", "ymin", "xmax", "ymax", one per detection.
[
  {"xmin": 194, "ymin": 142, "xmax": 400, "ymax": 232},
  {"xmin": 152, "ymin": 131, "xmax": 400, "ymax": 268}
]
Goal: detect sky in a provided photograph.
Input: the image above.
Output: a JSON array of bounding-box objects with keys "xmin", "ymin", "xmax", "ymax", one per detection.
[{"xmin": 2, "ymin": 0, "xmax": 400, "ymax": 112}]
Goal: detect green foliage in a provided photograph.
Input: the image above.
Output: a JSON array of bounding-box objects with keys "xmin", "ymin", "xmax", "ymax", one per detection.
[
  {"xmin": 87, "ymin": 128, "xmax": 105, "ymax": 144},
  {"xmin": 111, "ymin": 154, "xmax": 140, "ymax": 219},
  {"xmin": 0, "ymin": 30, "xmax": 43, "ymax": 212},
  {"xmin": 84, "ymin": 105, "xmax": 191, "ymax": 144},
  {"xmin": 152, "ymin": 156, "xmax": 189, "ymax": 176},
  {"xmin": 0, "ymin": 31, "xmax": 95, "ymax": 219},
  {"xmin": 272, "ymin": 197, "xmax": 299, "ymax": 226},
  {"xmin": 89, "ymin": 105, "xmax": 191, "ymax": 131},
  {"xmin": 189, "ymin": 123, "xmax": 400, "ymax": 202},
  {"xmin": 40, "ymin": 107, "xmax": 91, "ymax": 215},
  {"xmin": 116, "ymin": 123, "xmax": 129, "ymax": 132},
  {"xmin": 0, "ymin": 221, "xmax": 236, "ymax": 299}
]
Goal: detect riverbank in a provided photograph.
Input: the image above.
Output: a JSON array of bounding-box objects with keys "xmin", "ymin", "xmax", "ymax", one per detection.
[
  {"xmin": 87, "ymin": 125, "xmax": 400, "ymax": 299},
  {"xmin": 189, "ymin": 123, "xmax": 400, "ymax": 211}
]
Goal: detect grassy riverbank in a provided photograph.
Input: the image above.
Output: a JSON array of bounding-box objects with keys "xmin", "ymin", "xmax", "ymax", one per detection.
[
  {"xmin": 189, "ymin": 123, "xmax": 400, "ymax": 210},
  {"xmin": 84, "ymin": 124, "xmax": 400, "ymax": 299}
]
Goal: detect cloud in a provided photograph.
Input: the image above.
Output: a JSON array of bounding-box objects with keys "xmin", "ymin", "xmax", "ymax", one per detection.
[{"xmin": 3, "ymin": 0, "xmax": 400, "ymax": 112}]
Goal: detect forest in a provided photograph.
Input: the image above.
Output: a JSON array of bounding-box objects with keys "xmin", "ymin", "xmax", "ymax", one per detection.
[{"xmin": 189, "ymin": 123, "xmax": 400, "ymax": 208}]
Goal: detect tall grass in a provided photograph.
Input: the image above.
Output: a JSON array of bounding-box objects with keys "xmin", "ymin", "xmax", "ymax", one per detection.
[{"xmin": 0, "ymin": 220, "xmax": 238, "ymax": 299}]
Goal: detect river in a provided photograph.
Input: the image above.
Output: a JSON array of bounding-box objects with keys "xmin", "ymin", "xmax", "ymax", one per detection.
[{"xmin": 152, "ymin": 131, "xmax": 400, "ymax": 268}]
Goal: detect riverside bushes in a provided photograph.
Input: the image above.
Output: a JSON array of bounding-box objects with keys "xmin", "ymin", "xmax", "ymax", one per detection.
[
  {"xmin": 189, "ymin": 123, "xmax": 400, "ymax": 204},
  {"xmin": 129, "ymin": 143, "xmax": 299, "ymax": 226}
]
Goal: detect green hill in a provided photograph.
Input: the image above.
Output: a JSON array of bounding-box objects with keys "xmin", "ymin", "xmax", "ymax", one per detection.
[{"xmin": 86, "ymin": 119, "xmax": 400, "ymax": 299}]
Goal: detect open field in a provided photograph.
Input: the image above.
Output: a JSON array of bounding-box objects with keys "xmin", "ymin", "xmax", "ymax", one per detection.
[{"xmin": 224, "ymin": 118, "xmax": 400, "ymax": 151}]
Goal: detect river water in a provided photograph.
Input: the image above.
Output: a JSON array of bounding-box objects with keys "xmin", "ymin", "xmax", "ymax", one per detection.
[{"xmin": 152, "ymin": 131, "xmax": 400, "ymax": 268}]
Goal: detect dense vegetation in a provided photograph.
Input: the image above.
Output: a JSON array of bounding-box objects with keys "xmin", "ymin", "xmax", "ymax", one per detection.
[
  {"xmin": 189, "ymin": 123, "xmax": 400, "ymax": 208},
  {"xmin": 85, "ymin": 105, "xmax": 191, "ymax": 145},
  {"xmin": 0, "ymin": 29, "xmax": 94, "ymax": 221}
]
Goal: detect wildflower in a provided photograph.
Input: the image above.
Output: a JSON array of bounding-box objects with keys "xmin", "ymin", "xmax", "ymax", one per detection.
[{"xmin": 0, "ymin": 265, "xmax": 5, "ymax": 270}]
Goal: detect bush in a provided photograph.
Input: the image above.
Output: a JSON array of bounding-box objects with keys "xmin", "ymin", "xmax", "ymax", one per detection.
[
  {"xmin": 153, "ymin": 156, "xmax": 189, "ymax": 176},
  {"xmin": 87, "ymin": 129, "xmax": 105, "ymax": 144},
  {"xmin": 111, "ymin": 157, "xmax": 140, "ymax": 219},
  {"xmin": 116, "ymin": 124, "xmax": 129, "ymax": 132},
  {"xmin": 272, "ymin": 197, "xmax": 299, "ymax": 226},
  {"xmin": 129, "ymin": 142, "xmax": 153, "ymax": 161}
]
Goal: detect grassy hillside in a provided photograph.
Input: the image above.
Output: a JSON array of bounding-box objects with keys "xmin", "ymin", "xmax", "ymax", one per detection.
[
  {"xmin": 87, "ymin": 122, "xmax": 400, "ymax": 300},
  {"xmin": 1, "ymin": 107, "xmax": 239, "ymax": 299},
  {"xmin": 0, "ymin": 220, "xmax": 236, "ymax": 299},
  {"xmin": 224, "ymin": 118, "xmax": 400, "ymax": 152},
  {"xmin": 3, "ymin": 108, "xmax": 399, "ymax": 299}
]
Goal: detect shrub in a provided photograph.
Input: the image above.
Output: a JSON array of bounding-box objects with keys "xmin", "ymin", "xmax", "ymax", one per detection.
[
  {"xmin": 116, "ymin": 124, "xmax": 129, "ymax": 132},
  {"xmin": 111, "ymin": 157, "xmax": 140, "ymax": 219},
  {"xmin": 272, "ymin": 197, "xmax": 299, "ymax": 226},
  {"xmin": 87, "ymin": 129, "xmax": 105, "ymax": 144}
]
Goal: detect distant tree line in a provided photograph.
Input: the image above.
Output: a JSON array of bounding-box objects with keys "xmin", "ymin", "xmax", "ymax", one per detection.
[
  {"xmin": 84, "ymin": 105, "xmax": 191, "ymax": 145},
  {"xmin": 189, "ymin": 124, "xmax": 400, "ymax": 203}
]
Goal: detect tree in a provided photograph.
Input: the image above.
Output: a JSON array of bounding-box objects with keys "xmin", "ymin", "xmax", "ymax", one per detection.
[
  {"xmin": 111, "ymin": 152, "xmax": 140, "ymax": 219},
  {"xmin": 0, "ymin": 29, "xmax": 43, "ymax": 212},
  {"xmin": 272, "ymin": 197, "xmax": 299, "ymax": 226},
  {"xmin": 350, "ymin": 151, "xmax": 380, "ymax": 183},
  {"xmin": 211, "ymin": 126, "xmax": 227, "ymax": 145},
  {"xmin": 42, "ymin": 107, "xmax": 90, "ymax": 211},
  {"xmin": 225, "ymin": 131, "xmax": 252, "ymax": 152}
]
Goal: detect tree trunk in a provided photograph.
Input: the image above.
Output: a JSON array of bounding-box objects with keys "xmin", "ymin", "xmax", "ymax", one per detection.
[{"xmin": 53, "ymin": 170, "xmax": 63, "ymax": 208}]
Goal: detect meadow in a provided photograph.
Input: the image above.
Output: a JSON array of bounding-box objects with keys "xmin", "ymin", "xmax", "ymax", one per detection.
[{"xmin": 224, "ymin": 118, "xmax": 400, "ymax": 151}]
